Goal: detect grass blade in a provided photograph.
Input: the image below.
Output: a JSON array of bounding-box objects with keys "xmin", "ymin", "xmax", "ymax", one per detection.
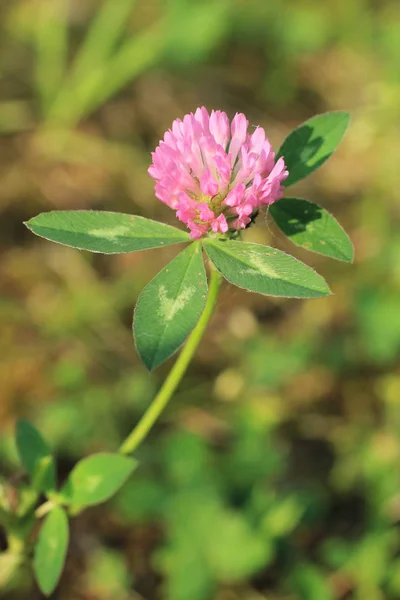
[
  {"xmin": 47, "ymin": 21, "xmax": 165, "ymax": 126},
  {"xmin": 35, "ymin": 0, "xmax": 68, "ymax": 115},
  {"xmin": 71, "ymin": 0, "xmax": 136, "ymax": 83}
]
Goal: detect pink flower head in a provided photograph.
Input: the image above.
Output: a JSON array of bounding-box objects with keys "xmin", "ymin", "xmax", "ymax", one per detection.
[{"xmin": 148, "ymin": 107, "xmax": 289, "ymax": 239}]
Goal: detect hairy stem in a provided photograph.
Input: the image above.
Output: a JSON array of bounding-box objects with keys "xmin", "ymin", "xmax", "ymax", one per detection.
[{"xmin": 119, "ymin": 268, "xmax": 222, "ymax": 455}]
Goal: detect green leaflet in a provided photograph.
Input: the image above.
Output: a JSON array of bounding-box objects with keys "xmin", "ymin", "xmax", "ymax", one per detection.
[
  {"xmin": 16, "ymin": 419, "xmax": 56, "ymax": 493},
  {"xmin": 269, "ymin": 197, "xmax": 354, "ymax": 262},
  {"xmin": 61, "ymin": 453, "xmax": 138, "ymax": 510},
  {"xmin": 203, "ymin": 239, "xmax": 330, "ymax": 298},
  {"xmin": 277, "ymin": 111, "xmax": 350, "ymax": 187},
  {"xmin": 34, "ymin": 506, "xmax": 69, "ymax": 596},
  {"xmin": 134, "ymin": 242, "xmax": 208, "ymax": 370},
  {"xmin": 24, "ymin": 210, "xmax": 190, "ymax": 254}
]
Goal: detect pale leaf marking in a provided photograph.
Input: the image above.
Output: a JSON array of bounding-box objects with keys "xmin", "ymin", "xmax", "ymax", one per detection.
[{"xmin": 158, "ymin": 285, "xmax": 196, "ymax": 322}]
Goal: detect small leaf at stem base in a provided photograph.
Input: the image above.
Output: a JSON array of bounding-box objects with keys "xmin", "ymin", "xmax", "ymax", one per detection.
[
  {"xmin": 34, "ymin": 506, "xmax": 69, "ymax": 596},
  {"xmin": 61, "ymin": 453, "xmax": 138, "ymax": 510}
]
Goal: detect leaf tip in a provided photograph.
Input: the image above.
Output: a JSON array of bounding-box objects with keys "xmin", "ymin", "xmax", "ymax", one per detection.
[
  {"xmin": 333, "ymin": 237, "xmax": 355, "ymax": 263},
  {"xmin": 145, "ymin": 359, "xmax": 157, "ymax": 372},
  {"xmin": 16, "ymin": 417, "xmax": 28, "ymax": 432},
  {"xmin": 321, "ymin": 283, "xmax": 333, "ymax": 297},
  {"xmin": 339, "ymin": 110, "xmax": 351, "ymax": 122},
  {"xmin": 23, "ymin": 217, "xmax": 36, "ymax": 231},
  {"xmin": 346, "ymin": 243, "xmax": 355, "ymax": 264}
]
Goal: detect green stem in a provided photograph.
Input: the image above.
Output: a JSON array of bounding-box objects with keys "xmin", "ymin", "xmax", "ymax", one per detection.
[{"xmin": 119, "ymin": 268, "xmax": 222, "ymax": 455}]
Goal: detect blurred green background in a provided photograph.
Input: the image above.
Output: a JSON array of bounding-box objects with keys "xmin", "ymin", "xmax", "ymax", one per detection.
[{"xmin": 1, "ymin": 0, "xmax": 400, "ymax": 598}]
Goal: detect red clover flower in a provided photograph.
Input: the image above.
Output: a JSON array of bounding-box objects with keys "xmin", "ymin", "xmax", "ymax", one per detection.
[{"xmin": 148, "ymin": 107, "xmax": 289, "ymax": 239}]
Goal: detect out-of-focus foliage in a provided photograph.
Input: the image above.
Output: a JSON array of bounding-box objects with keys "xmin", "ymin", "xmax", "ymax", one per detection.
[{"xmin": 1, "ymin": 0, "xmax": 399, "ymax": 598}]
